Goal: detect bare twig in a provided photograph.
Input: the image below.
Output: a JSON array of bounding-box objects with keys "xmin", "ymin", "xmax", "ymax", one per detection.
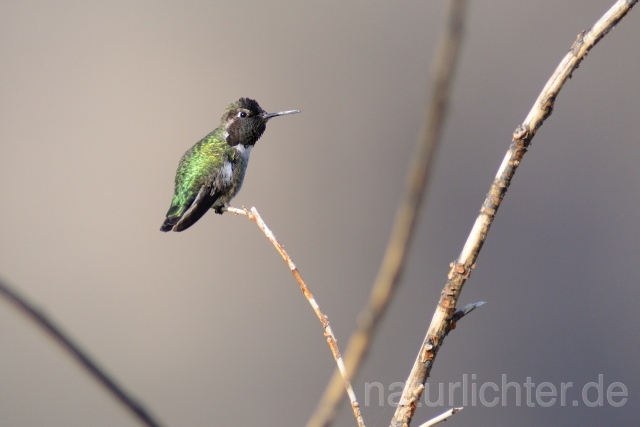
[
  {"xmin": 391, "ymin": 2, "xmax": 638, "ymax": 427},
  {"xmin": 307, "ymin": 2, "xmax": 469, "ymax": 427},
  {"xmin": 416, "ymin": 407, "xmax": 463, "ymax": 427},
  {"xmin": 225, "ymin": 206, "xmax": 365, "ymax": 427},
  {"xmin": 0, "ymin": 278, "xmax": 165, "ymax": 427}
]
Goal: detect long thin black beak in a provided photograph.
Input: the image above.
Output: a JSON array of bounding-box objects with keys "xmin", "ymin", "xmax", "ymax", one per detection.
[{"xmin": 262, "ymin": 110, "xmax": 300, "ymax": 120}]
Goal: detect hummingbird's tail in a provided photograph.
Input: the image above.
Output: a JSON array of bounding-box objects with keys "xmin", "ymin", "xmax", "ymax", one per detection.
[
  {"xmin": 159, "ymin": 203, "xmax": 210, "ymax": 232},
  {"xmin": 160, "ymin": 202, "xmax": 185, "ymax": 232},
  {"xmin": 160, "ymin": 217, "xmax": 179, "ymax": 232},
  {"xmin": 160, "ymin": 186, "xmax": 219, "ymax": 232},
  {"xmin": 170, "ymin": 198, "xmax": 212, "ymax": 232}
]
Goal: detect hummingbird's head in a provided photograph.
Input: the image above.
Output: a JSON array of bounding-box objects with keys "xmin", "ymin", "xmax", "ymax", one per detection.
[{"xmin": 221, "ymin": 98, "xmax": 299, "ymax": 147}]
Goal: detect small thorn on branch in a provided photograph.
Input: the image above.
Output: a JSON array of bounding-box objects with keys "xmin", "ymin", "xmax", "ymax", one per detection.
[
  {"xmin": 452, "ymin": 301, "xmax": 486, "ymax": 321},
  {"xmin": 449, "ymin": 301, "xmax": 486, "ymax": 331}
]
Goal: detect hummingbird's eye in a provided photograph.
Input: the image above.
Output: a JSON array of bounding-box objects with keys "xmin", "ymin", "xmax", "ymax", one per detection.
[{"xmin": 238, "ymin": 111, "xmax": 247, "ymax": 118}]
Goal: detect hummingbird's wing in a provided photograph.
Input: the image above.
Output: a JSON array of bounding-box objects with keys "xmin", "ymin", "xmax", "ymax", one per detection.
[
  {"xmin": 160, "ymin": 132, "xmax": 235, "ymax": 232},
  {"xmin": 170, "ymin": 184, "xmax": 222, "ymax": 232},
  {"xmin": 159, "ymin": 185, "xmax": 211, "ymax": 232},
  {"xmin": 160, "ymin": 159, "xmax": 232, "ymax": 232}
]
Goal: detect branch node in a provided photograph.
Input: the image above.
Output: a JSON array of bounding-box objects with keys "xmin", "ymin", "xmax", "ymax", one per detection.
[
  {"xmin": 512, "ymin": 124, "xmax": 529, "ymax": 141},
  {"xmin": 420, "ymin": 344, "xmax": 434, "ymax": 363},
  {"xmin": 570, "ymin": 30, "xmax": 587, "ymax": 55},
  {"xmin": 412, "ymin": 384, "xmax": 425, "ymax": 398}
]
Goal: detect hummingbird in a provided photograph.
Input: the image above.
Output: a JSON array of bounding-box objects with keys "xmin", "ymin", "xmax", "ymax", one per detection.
[{"xmin": 160, "ymin": 97, "xmax": 299, "ymax": 232}]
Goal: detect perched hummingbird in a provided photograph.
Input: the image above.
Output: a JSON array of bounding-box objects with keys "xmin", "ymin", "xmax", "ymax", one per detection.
[{"xmin": 160, "ymin": 98, "xmax": 299, "ymax": 232}]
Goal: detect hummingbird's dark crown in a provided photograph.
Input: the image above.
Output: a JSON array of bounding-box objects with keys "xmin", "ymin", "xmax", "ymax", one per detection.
[
  {"xmin": 229, "ymin": 98, "xmax": 264, "ymax": 115},
  {"xmin": 222, "ymin": 97, "xmax": 268, "ymax": 147}
]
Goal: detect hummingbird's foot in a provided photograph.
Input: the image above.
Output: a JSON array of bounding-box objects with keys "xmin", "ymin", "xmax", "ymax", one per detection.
[{"xmin": 214, "ymin": 205, "xmax": 225, "ymax": 215}]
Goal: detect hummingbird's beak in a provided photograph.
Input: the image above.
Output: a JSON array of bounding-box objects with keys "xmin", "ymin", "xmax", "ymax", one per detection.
[{"xmin": 262, "ymin": 110, "xmax": 300, "ymax": 120}]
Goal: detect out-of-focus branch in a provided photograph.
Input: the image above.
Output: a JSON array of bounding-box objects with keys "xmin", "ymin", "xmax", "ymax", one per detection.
[
  {"xmin": 0, "ymin": 278, "xmax": 165, "ymax": 427},
  {"xmin": 307, "ymin": 2, "xmax": 469, "ymax": 427},
  {"xmin": 390, "ymin": 2, "xmax": 637, "ymax": 426},
  {"xmin": 226, "ymin": 206, "xmax": 365, "ymax": 427}
]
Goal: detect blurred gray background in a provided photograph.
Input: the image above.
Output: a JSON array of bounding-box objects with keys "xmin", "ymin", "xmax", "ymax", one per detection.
[{"xmin": 1, "ymin": 1, "xmax": 639, "ymax": 426}]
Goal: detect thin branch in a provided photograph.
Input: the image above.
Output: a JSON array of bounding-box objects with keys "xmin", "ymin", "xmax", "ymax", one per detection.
[
  {"xmin": 307, "ymin": 2, "xmax": 469, "ymax": 427},
  {"xmin": 390, "ymin": 2, "xmax": 638, "ymax": 426},
  {"xmin": 416, "ymin": 407, "xmax": 463, "ymax": 427},
  {"xmin": 0, "ymin": 278, "xmax": 165, "ymax": 427},
  {"xmin": 226, "ymin": 206, "xmax": 365, "ymax": 427}
]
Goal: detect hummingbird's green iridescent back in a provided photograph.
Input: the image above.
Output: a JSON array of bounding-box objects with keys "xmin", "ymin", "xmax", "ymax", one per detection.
[{"xmin": 160, "ymin": 98, "xmax": 299, "ymax": 232}]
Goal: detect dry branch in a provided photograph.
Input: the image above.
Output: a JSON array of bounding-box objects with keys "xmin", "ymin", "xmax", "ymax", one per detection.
[
  {"xmin": 390, "ymin": 1, "xmax": 638, "ymax": 427},
  {"xmin": 225, "ymin": 206, "xmax": 365, "ymax": 427}
]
